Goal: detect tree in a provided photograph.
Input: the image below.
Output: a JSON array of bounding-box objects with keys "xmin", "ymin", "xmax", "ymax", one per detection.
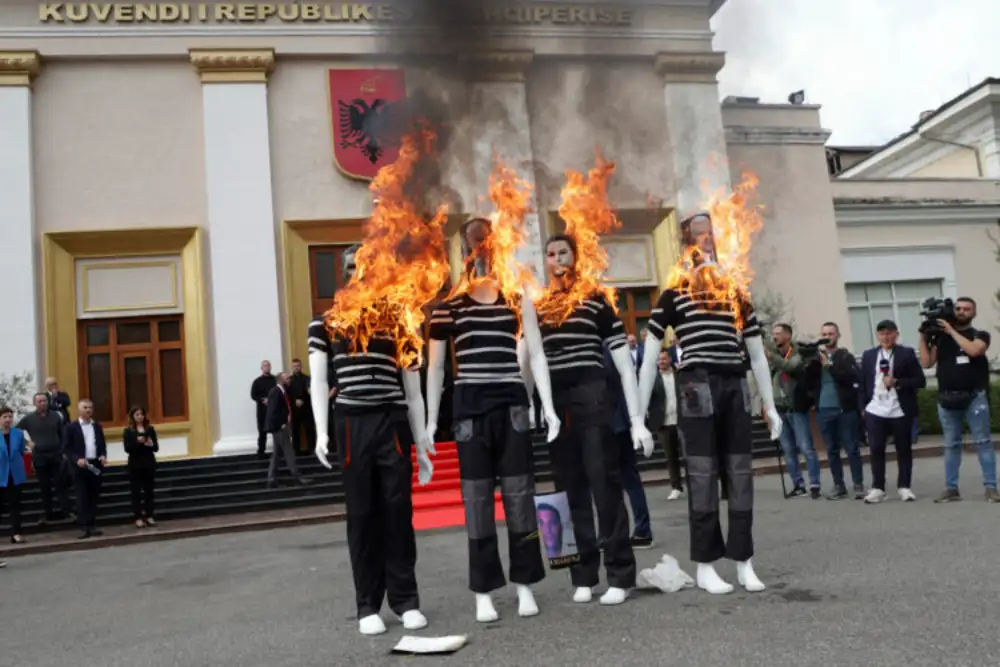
[{"xmin": 0, "ymin": 371, "xmax": 34, "ymax": 421}]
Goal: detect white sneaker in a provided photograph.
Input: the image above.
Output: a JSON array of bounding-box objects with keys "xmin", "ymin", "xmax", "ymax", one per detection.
[
  {"xmin": 667, "ymin": 489, "xmax": 684, "ymax": 501},
  {"xmin": 897, "ymin": 488, "xmax": 917, "ymax": 502},
  {"xmin": 863, "ymin": 489, "xmax": 886, "ymax": 504}
]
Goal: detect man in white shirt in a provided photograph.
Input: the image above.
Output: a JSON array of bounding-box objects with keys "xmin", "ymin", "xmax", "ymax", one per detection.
[
  {"xmin": 647, "ymin": 350, "xmax": 684, "ymax": 499},
  {"xmin": 63, "ymin": 399, "xmax": 107, "ymax": 538}
]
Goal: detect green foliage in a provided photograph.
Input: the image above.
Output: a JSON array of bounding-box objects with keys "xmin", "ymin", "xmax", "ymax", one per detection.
[
  {"xmin": 0, "ymin": 371, "xmax": 35, "ymax": 421},
  {"xmin": 915, "ymin": 379, "xmax": 1000, "ymax": 435}
]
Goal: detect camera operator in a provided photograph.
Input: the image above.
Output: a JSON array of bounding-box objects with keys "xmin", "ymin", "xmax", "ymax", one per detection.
[
  {"xmin": 805, "ymin": 322, "xmax": 866, "ymax": 500},
  {"xmin": 768, "ymin": 323, "xmax": 821, "ymax": 498},
  {"xmin": 918, "ymin": 297, "xmax": 997, "ymax": 503}
]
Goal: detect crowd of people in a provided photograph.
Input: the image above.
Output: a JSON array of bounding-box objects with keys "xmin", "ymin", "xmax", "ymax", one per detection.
[
  {"xmin": 0, "ymin": 384, "xmax": 162, "ymax": 568},
  {"xmin": 766, "ymin": 297, "xmax": 996, "ymax": 504}
]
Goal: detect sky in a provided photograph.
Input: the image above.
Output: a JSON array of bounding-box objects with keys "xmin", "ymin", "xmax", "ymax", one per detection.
[{"xmin": 712, "ymin": 0, "xmax": 999, "ymax": 146}]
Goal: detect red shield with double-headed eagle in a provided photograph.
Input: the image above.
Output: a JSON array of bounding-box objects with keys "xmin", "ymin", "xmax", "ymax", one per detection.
[{"xmin": 328, "ymin": 68, "xmax": 407, "ymax": 181}]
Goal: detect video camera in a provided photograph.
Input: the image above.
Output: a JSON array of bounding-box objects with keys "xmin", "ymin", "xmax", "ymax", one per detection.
[
  {"xmin": 797, "ymin": 338, "xmax": 832, "ymax": 359},
  {"xmin": 918, "ymin": 296, "xmax": 955, "ymax": 343}
]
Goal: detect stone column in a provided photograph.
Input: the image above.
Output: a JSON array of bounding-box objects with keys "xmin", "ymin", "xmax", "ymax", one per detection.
[
  {"xmin": 190, "ymin": 49, "xmax": 283, "ymax": 456},
  {"xmin": 459, "ymin": 51, "xmax": 545, "ymax": 280},
  {"xmin": 655, "ymin": 52, "xmax": 730, "ymax": 216},
  {"xmin": 0, "ymin": 52, "xmax": 42, "ymax": 385}
]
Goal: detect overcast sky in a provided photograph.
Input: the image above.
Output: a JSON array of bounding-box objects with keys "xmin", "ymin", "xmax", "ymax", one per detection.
[{"xmin": 712, "ymin": 0, "xmax": 997, "ymax": 146}]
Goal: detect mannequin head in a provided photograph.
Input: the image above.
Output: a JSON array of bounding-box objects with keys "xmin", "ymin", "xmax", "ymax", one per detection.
[
  {"xmin": 341, "ymin": 243, "xmax": 362, "ymax": 283},
  {"xmin": 461, "ymin": 217, "xmax": 492, "ymax": 278},
  {"xmin": 544, "ymin": 234, "xmax": 577, "ymax": 288},
  {"xmin": 680, "ymin": 213, "xmax": 716, "ymax": 265}
]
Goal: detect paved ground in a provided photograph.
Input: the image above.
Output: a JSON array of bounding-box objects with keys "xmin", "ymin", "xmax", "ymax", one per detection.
[{"xmin": 2, "ymin": 454, "xmax": 998, "ymax": 667}]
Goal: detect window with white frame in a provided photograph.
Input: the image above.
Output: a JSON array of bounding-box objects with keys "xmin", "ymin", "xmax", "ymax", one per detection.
[{"xmin": 845, "ymin": 280, "xmax": 943, "ymax": 350}]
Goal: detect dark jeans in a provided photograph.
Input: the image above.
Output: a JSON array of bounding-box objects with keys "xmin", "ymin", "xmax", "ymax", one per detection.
[
  {"xmin": 817, "ymin": 408, "xmax": 864, "ymax": 489},
  {"xmin": 73, "ymin": 462, "xmax": 103, "ymax": 531},
  {"xmin": 292, "ymin": 407, "xmax": 317, "ymax": 453},
  {"xmin": 256, "ymin": 405, "xmax": 268, "ymax": 455},
  {"xmin": 129, "ymin": 466, "xmax": 155, "ymax": 519},
  {"xmin": 864, "ymin": 412, "xmax": 914, "ymax": 491},
  {"xmin": 0, "ymin": 478, "xmax": 23, "ymax": 536},
  {"xmin": 658, "ymin": 425, "xmax": 684, "ymax": 491},
  {"xmin": 618, "ymin": 431, "xmax": 652, "ymax": 539},
  {"xmin": 33, "ymin": 452, "xmax": 73, "ymax": 518}
]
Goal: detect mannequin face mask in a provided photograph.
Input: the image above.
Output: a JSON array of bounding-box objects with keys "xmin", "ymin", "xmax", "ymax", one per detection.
[
  {"xmin": 545, "ymin": 239, "xmax": 575, "ymax": 286},
  {"xmin": 342, "ymin": 245, "xmax": 360, "ymax": 283},
  {"xmin": 464, "ymin": 218, "xmax": 492, "ymax": 278},
  {"xmin": 683, "ymin": 215, "xmax": 717, "ymax": 266}
]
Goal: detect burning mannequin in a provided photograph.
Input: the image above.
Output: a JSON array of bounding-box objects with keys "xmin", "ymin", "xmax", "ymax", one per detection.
[
  {"xmin": 533, "ymin": 233, "xmax": 654, "ymax": 605},
  {"xmin": 425, "ymin": 216, "xmax": 561, "ymax": 623},
  {"xmin": 638, "ymin": 212, "xmax": 782, "ymax": 595},
  {"xmin": 309, "ymin": 243, "xmax": 436, "ymax": 636}
]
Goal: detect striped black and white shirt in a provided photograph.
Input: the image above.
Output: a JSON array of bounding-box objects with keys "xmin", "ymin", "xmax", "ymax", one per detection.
[
  {"xmin": 307, "ymin": 319, "xmax": 406, "ymax": 413},
  {"xmin": 539, "ymin": 295, "xmax": 626, "ymax": 388},
  {"xmin": 646, "ymin": 289, "xmax": 761, "ymax": 376},
  {"xmin": 428, "ymin": 294, "xmax": 528, "ymax": 419}
]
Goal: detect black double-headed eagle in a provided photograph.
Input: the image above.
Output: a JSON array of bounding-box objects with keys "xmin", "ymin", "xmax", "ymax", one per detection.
[{"xmin": 338, "ymin": 98, "xmax": 397, "ymax": 164}]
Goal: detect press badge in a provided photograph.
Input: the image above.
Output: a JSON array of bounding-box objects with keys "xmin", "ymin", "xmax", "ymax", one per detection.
[{"xmin": 956, "ymin": 356, "xmax": 970, "ymax": 365}]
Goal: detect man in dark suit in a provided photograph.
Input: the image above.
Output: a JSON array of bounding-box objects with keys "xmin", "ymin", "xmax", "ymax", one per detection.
[
  {"xmin": 288, "ymin": 358, "xmax": 316, "ymax": 454},
  {"xmin": 648, "ymin": 349, "xmax": 684, "ymax": 498},
  {"xmin": 251, "ymin": 360, "xmax": 277, "ymax": 460},
  {"xmin": 63, "ymin": 399, "xmax": 107, "ymax": 538},
  {"xmin": 44, "ymin": 376, "xmax": 72, "ymax": 422},
  {"xmin": 860, "ymin": 320, "xmax": 926, "ymax": 504},
  {"xmin": 265, "ymin": 372, "xmax": 309, "ymax": 488},
  {"xmin": 604, "ymin": 343, "xmax": 653, "ymax": 548}
]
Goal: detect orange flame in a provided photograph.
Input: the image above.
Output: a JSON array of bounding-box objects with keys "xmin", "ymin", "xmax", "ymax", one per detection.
[
  {"xmin": 536, "ymin": 152, "xmax": 620, "ymax": 326},
  {"xmin": 666, "ymin": 171, "xmax": 764, "ymax": 330},
  {"xmin": 450, "ymin": 157, "xmax": 535, "ymax": 318},
  {"xmin": 323, "ymin": 128, "xmax": 451, "ymax": 369}
]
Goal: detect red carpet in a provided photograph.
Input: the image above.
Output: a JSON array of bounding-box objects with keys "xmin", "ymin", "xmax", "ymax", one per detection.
[{"xmin": 411, "ymin": 442, "xmax": 504, "ymax": 530}]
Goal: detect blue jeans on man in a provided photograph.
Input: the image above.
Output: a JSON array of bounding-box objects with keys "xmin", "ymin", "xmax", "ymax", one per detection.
[
  {"xmin": 937, "ymin": 390, "xmax": 996, "ymax": 491},
  {"xmin": 817, "ymin": 408, "xmax": 864, "ymax": 493},
  {"xmin": 778, "ymin": 411, "xmax": 821, "ymax": 491}
]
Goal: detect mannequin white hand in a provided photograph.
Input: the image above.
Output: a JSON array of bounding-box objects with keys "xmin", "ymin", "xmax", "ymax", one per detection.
[
  {"xmin": 516, "ymin": 339, "xmax": 538, "ymax": 431},
  {"xmin": 424, "ymin": 338, "xmax": 447, "ymax": 449},
  {"xmin": 402, "ymin": 369, "xmax": 434, "ymax": 485},
  {"xmin": 745, "ymin": 336, "xmax": 783, "ymax": 441},
  {"xmin": 609, "ymin": 344, "xmax": 655, "ymax": 457},
  {"xmin": 630, "ymin": 420, "xmax": 655, "ymax": 458},
  {"xmin": 637, "ymin": 333, "xmax": 665, "ymax": 417},
  {"xmin": 309, "ymin": 348, "xmax": 334, "ymax": 470},
  {"xmin": 521, "ymin": 295, "xmax": 560, "ymax": 443}
]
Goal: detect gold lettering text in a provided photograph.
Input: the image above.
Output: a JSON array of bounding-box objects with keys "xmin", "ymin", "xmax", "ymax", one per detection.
[
  {"xmin": 257, "ymin": 3, "xmax": 277, "ymax": 21},
  {"xmin": 215, "ymin": 3, "xmax": 235, "ymax": 21},
  {"xmin": 616, "ymin": 9, "xmax": 631, "ymax": 25},
  {"xmin": 323, "ymin": 4, "xmax": 347, "ymax": 21},
  {"xmin": 65, "ymin": 3, "xmax": 87, "ymax": 21},
  {"xmin": 39, "ymin": 2, "xmax": 64, "ymax": 22},
  {"xmin": 351, "ymin": 4, "xmax": 372, "ymax": 20},
  {"xmin": 114, "ymin": 3, "xmax": 134, "ymax": 21},
  {"xmin": 88, "ymin": 3, "xmax": 112, "ymax": 22},
  {"xmin": 376, "ymin": 4, "xmax": 392, "ymax": 20},
  {"xmin": 569, "ymin": 7, "xmax": 585, "ymax": 23},
  {"xmin": 197, "ymin": 3, "xmax": 208, "ymax": 21},
  {"xmin": 551, "ymin": 7, "xmax": 568, "ymax": 23},
  {"xmin": 236, "ymin": 3, "xmax": 256, "ymax": 21},
  {"xmin": 135, "ymin": 3, "xmax": 158, "ymax": 22},
  {"xmin": 301, "ymin": 3, "xmax": 321, "ymax": 20},
  {"xmin": 532, "ymin": 7, "xmax": 549, "ymax": 22},
  {"xmin": 277, "ymin": 2, "xmax": 299, "ymax": 20}
]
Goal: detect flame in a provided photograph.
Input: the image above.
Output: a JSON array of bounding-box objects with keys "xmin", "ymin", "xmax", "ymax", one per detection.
[
  {"xmin": 450, "ymin": 157, "xmax": 536, "ymax": 318},
  {"xmin": 666, "ymin": 171, "xmax": 764, "ymax": 330},
  {"xmin": 536, "ymin": 151, "xmax": 620, "ymax": 326},
  {"xmin": 323, "ymin": 128, "xmax": 451, "ymax": 369}
]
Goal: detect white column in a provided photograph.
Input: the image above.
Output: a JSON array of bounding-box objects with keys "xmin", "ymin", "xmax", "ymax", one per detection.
[
  {"xmin": 461, "ymin": 52, "xmax": 546, "ymax": 280},
  {"xmin": 0, "ymin": 52, "xmax": 42, "ymax": 387},
  {"xmin": 191, "ymin": 50, "xmax": 283, "ymax": 456},
  {"xmin": 655, "ymin": 52, "xmax": 731, "ymax": 216}
]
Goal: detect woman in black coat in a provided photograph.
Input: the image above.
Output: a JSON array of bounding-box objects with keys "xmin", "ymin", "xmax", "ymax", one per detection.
[{"xmin": 123, "ymin": 406, "xmax": 159, "ymax": 528}]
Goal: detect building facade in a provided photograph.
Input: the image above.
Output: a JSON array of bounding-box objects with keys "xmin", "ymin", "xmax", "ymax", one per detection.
[{"xmin": 1, "ymin": 2, "xmax": 996, "ymax": 462}]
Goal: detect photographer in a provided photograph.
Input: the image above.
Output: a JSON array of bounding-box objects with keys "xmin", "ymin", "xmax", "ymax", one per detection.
[
  {"xmin": 805, "ymin": 322, "xmax": 865, "ymax": 500},
  {"xmin": 918, "ymin": 297, "xmax": 997, "ymax": 503},
  {"xmin": 768, "ymin": 323, "xmax": 821, "ymax": 498}
]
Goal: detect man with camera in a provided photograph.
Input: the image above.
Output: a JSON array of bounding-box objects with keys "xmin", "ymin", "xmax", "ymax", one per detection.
[
  {"xmin": 918, "ymin": 297, "xmax": 997, "ymax": 503},
  {"xmin": 768, "ymin": 323, "xmax": 821, "ymax": 498},
  {"xmin": 805, "ymin": 322, "xmax": 866, "ymax": 499}
]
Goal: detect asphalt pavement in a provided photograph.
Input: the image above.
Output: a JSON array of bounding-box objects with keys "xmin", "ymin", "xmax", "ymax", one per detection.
[{"xmin": 2, "ymin": 454, "xmax": 998, "ymax": 667}]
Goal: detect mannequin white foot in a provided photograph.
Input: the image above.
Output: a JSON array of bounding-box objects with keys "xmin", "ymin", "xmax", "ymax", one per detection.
[
  {"xmin": 696, "ymin": 563, "xmax": 734, "ymax": 595},
  {"xmin": 573, "ymin": 587, "xmax": 593, "ymax": 603},
  {"xmin": 399, "ymin": 609, "xmax": 428, "ymax": 630},
  {"xmin": 736, "ymin": 560, "xmax": 766, "ymax": 592},
  {"xmin": 358, "ymin": 614, "xmax": 387, "ymax": 636},
  {"xmin": 599, "ymin": 587, "xmax": 629, "ymax": 605},
  {"xmin": 516, "ymin": 584, "xmax": 539, "ymax": 617},
  {"xmin": 475, "ymin": 594, "xmax": 499, "ymax": 623}
]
